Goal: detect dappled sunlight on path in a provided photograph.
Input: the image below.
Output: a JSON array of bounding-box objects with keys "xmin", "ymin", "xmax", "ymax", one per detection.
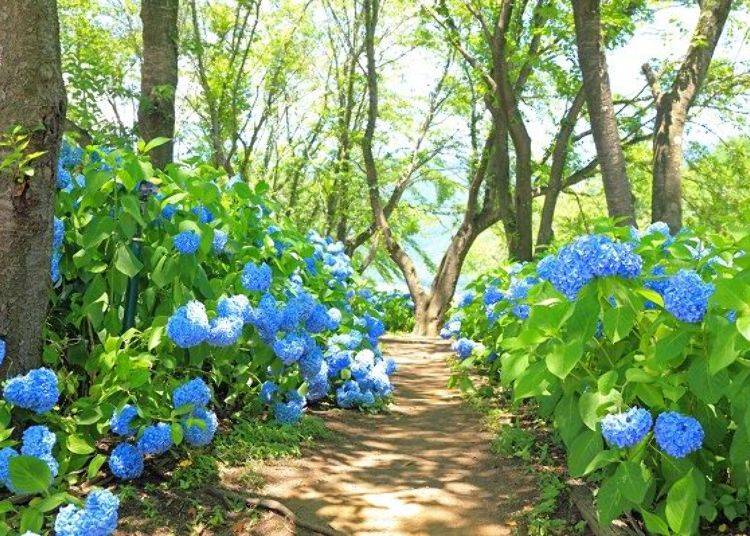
[{"xmin": 252, "ymin": 336, "xmax": 537, "ymax": 535}]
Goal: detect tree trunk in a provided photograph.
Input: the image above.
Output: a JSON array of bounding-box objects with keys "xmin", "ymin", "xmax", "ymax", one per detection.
[
  {"xmin": 572, "ymin": 0, "xmax": 636, "ymax": 226},
  {"xmin": 649, "ymin": 0, "xmax": 732, "ymax": 232},
  {"xmin": 0, "ymin": 0, "xmax": 66, "ymax": 374},
  {"xmin": 138, "ymin": 0, "xmax": 179, "ymax": 169}
]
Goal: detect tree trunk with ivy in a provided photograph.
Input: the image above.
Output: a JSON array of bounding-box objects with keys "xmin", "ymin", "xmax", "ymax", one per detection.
[
  {"xmin": 138, "ymin": 0, "xmax": 179, "ymax": 169},
  {"xmin": 0, "ymin": 0, "xmax": 67, "ymax": 373}
]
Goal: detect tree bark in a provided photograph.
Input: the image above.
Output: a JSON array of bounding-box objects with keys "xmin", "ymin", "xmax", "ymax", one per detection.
[
  {"xmin": 647, "ymin": 0, "xmax": 732, "ymax": 232},
  {"xmin": 138, "ymin": 0, "xmax": 179, "ymax": 169},
  {"xmin": 572, "ymin": 0, "xmax": 636, "ymax": 226},
  {"xmin": 0, "ymin": 0, "xmax": 67, "ymax": 373}
]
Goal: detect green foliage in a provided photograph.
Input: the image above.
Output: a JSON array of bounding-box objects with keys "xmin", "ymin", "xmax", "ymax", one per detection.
[{"xmin": 453, "ymin": 224, "xmax": 750, "ymax": 533}]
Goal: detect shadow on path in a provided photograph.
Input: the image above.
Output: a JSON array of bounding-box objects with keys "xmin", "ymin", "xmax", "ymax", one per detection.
[{"xmin": 251, "ymin": 336, "xmax": 538, "ymax": 536}]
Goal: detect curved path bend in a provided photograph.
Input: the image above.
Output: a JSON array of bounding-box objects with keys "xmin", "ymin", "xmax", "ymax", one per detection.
[{"xmin": 250, "ymin": 335, "xmax": 537, "ymax": 536}]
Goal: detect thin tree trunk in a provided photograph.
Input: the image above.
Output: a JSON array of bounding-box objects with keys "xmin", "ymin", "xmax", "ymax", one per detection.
[
  {"xmin": 572, "ymin": 0, "xmax": 636, "ymax": 226},
  {"xmin": 647, "ymin": 0, "xmax": 732, "ymax": 232},
  {"xmin": 138, "ymin": 0, "xmax": 179, "ymax": 169},
  {"xmin": 0, "ymin": 0, "xmax": 66, "ymax": 374}
]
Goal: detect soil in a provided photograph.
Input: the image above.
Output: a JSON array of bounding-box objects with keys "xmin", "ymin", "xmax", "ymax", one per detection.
[{"xmin": 247, "ymin": 335, "xmax": 538, "ymax": 535}]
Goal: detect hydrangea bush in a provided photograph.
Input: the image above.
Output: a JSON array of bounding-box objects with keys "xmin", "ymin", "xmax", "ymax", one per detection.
[
  {"xmin": 445, "ymin": 222, "xmax": 750, "ymax": 534},
  {"xmin": 0, "ymin": 141, "xmax": 394, "ymax": 534}
]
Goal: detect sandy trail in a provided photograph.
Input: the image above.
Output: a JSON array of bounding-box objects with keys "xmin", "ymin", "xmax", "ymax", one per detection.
[{"xmin": 250, "ymin": 335, "xmax": 537, "ymax": 536}]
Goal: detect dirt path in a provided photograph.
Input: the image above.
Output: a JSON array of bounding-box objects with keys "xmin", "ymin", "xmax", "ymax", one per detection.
[{"xmin": 248, "ymin": 336, "xmax": 537, "ymax": 536}]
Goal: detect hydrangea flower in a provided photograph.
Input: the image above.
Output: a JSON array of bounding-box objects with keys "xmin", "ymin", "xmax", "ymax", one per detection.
[
  {"xmin": 108, "ymin": 443, "xmax": 144, "ymax": 480},
  {"xmin": 654, "ymin": 411, "xmax": 704, "ymax": 458},
  {"xmin": 192, "ymin": 205, "xmax": 214, "ymax": 223},
  {"xmin": 274, "ymin": 392, "xmax": 306, "ymax": 425},
  {"xmin": 299, "ymin": 345, "xmax": 324, "ymax": 380},
  {"xmin": 440, "ymin": 316, "xmax": 462, "ymax": 339},
  {"xmin": 600, "ymin": 408, "xmax": 653, "ymax": 448},
  {"xmin": 173, "ymin": 230, "xmax": 201, "ymax": 255},
  {"xmin": 137, "ymin": 423, "xmax": 173, "ymax": 455},
  {"xmin": 336, "ymin": 381, "xmax": 375, "ymax": 408},
  {"xmin": 259, "ymin": 381, "xmax": 278, "ymax": 404},
  {"xmin": 307, "ymin": 364, "xmax": 331, "ymax": 402},
  {"xmin": 110, "ymin": 404, "xmax": 138, "ymax": 437},
  {"xmin": 272, "ymin": 333, "xmax": 309, "ymax": 365},
  {"xmin": 247, "ymin": 293, "xmax": 282, "ymax": 342},
  {"xmin": 452, "ymin": 338, "xmax": 476, "ymax": 360},
  {"xmin": 459, "ymin": 292, "xmax": 474, "ymax": 308},
  {"xmin": 53, "ymin": 217, "xmax": 65, "ymax": 249},
  {"xmin": 166, "ymin": 301, "xmax": 210, "ymax": 348},
  {"xmin": 326, "ymin": 350, "xmax": 353, "ymax": 378},
  {"xmin": 206, "ymin": 316, "xmax": 243, "ymax": 347},
  {"xmin": 384, "ymin": 358, "xmax": 397, "ymax": 376},
  {"xmin": 241, "ymin": 261, "xmax": 272, "ymax": 292},
  {"xmin": 661, "ymin": 269, "xmax": 714, "ymax": 323},
  {"xmin": 57, "ymin": 163, "xmax": 72, "ymax": 189},
  {"xmin": 212, "ymin": 229, "xmax": 228, "ymax": 253},
  {"xmin": 21, "ymin": 425, "xmax": 59, "ymax": 477},
  {"xmin": 54, "ymin": 488, "xmax": 120, "ymax": 536},
  {"xmin": 172, "ymin": 378, "xmax": 211, "ymax": 409},
  {"xmin": 161, "ymin": 203, "xmax": 178, "ymax": 220},
  {"xmin": 0, "ymin": 339, "xmax": 5, "ymax": 367},
  {"xmin": 0, "ymin": 447, "xmax": 17, "ymax": 491},
  {"xmin": 51, "ymin": 250, "xmax": 62, "ymax": 283},
  {"xmin": 483, "ymin": 286, "xmax": 504, "ymax": 306},
  {"xmin": 3, "ymin": 367, "xmax": 59, "ymax": 414},
  {"xmin": 326, "ymin": 308, "xmax": 342, "ymax": 330},
  {"xmin": 182, "ymin": 407, "xmax": 219, "ymax": 447},
  {"xmin": 305, "ymin": 304, "xmax": 330, "ymax": 333}
]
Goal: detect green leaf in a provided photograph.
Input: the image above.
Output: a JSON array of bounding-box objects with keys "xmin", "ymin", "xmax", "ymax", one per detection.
[
  {"xmin": 33, "ymin": 492, "xmax": 69, "ymax": 512},
  {"xmin": 87, "ymin": 454, "xmax": 107, "ymax": 480},
  {"xmin": 602, "ymin": 305, "xmax": 635, "ymax": 343},
  {"xmin": 545, "ymin": 339, "xmax": 583, "ymax": 379},
  {"xmin": 114, "ymin": 244, "xmax": 143, "ymax": 278},
  {"xmin": 67, "ymin": 434, "xmax": 95, "ymax": 455},
  {"xmin": 708, "ymin": 325, "xmax": 738, "ymax": 375},
  {"xmin": 641, "ymin": 510, "xmax": 670, "ymax": 535},
  {"xmin": 568, "ymin": 429, "xmax": 603, "ymax": 477},
  {"xmin": 141, "ymin": 137, "xmax": 171, "ymax": 153},
  {"xmin": 19, "ymin": 506, "xmax": 43, "ymax": 533},
  {"xmin": 617, "ymin": 461, "xmax": 648, "ymax": 504},
  {"xmin": 171, "ymin": 423, "xmax": 184, "ymax": 445},
  {"xmin": 597, "ymin": 474, "xmax": 628, "ymax": 525},
  {"xmin": 514, "ymin": 361, "xmax": 555, "ymax": 400},
  {"xmin": 736, "ymin": 315, "xmax": 750, "ymax": 342},
  {"xmin": 666, "ymin": 471, "xmax": 698, "ymax": 535},
  {"xmin": 9, "ymin": 456, "xmax": 52, "ymax": 495},
  {"xmin": 579, "ymin": 390, "xmax": 619, "ymax": 430}
]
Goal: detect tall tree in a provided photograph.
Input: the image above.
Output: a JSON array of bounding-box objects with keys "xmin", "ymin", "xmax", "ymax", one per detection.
[
  {"xmin": 138, "ymin": 0, "xmax": 180, "ymax": 168},
  {"xmin": 571, "ymin": 0, "xmax": 636, "ymax": 226},
  {"xmin": 643, "ymin": 0, "xmax": 733, "ymax": 232},
  {"xmin": 0, "ymin": 1, "xmax": 67, "ymax": 373}
]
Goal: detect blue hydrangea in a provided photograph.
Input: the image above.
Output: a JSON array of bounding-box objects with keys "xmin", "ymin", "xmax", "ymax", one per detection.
[
  {"xmin": 212, "ymin": 229, "xmax": 228, "ymax": 253},
  {"xmin": 59, "ymin": 142, "xmax": 83, "ymax": 168},
  {"xmin": 336, "ymin": 381, "xmax": 375, "ymax": 408},
  {"xmin": 600, "ymin": 408, "xmax": 653, "ymax": 448},
  {"xmin": 326, "ymin": 349, "xmax": 353, "ymax": 378},
  {"xmin": 173, "ymin": 230, "xmax": 201, "ymax": 254},
  {"xmin": 452, "ymin": 338, "xmax": 476, "ymax": 360},
  {"xmin": 440, "ymin": 316, "xmax": 462, "ymax": 339},
  {"xmin": 57, "ymin": 163, "xmax": 72, "ymax": 189},
  {"xmin": 483, "ymin": 286, "xmax": 504, "ymax": 306},
  {"xmin": 207, "ymin": 316, "xmax": 243, "ymax": 347},
  {"xmin": 654, "ymin": 411, "xmax": 704, "ymax": 458},
  {"xmin": 217, "ymin": 294, "xmax": 252, "ymax": 324},
  {"xmin": 259, "ymin": 381, "xmax": 279, "ymax": 404},
  {"xmin": 273, "ymin": 333, "xmax": 310, "ymax": 365},
  {"xmin": 21, "ymin": 425, "xmax": 58, "ymax": 477},
  {"xmin": 359, "ymin": 363, "xmax": 392, "ymax": 398},
  {"xmin": 241, "ymin": 261, "xmax": 272, "ymax": 292},
  {"xmin": 54, "ymin": 488, "xmax": 120, "ymax": 536},
  {"xmin": 51, "ymin": 250, "xmax": 62, "ymax": 283},
  {"xmin": 182, "ymin": 407, "xmax": 219, "ymax": 447},
  {"xmin": 330, "ymin": 331, "xmax": 362, "ymax": 350},
  {"xmin": 364, "ymin": 315, "xmax": 385, "ymax": 339},
  {"xmin": 351, "ymin": 350, "xmax": 375, "ymax": 380},
  {"xmin": 192, "ymin": 205, "xmax": 214, "ymax": 223},
  {"xmin": 3, "ymin": 367, "xmax": 59, "ymax": 414},
  {"xmin": 274, "ymin": 392, "xmax": 305, "ymax": 425},
  {"xmin": 305, "ymin": 304, "xmax": 330, "ymax": 333},
  {"xmin": 326, "ymin": 308, "xmax": 342, "ymax": 330},
  {"xmin": 0, "ymin": 447, "xmax": 17, "ymax": 491},
  {"xmin": 161, "ymin": 203, "xmax": 178, "ymax": 220},
  {"xmin": 247, "ymin": 293, "xmax": 282, "ymax": 342},
  {"xmin": 166, "ymin": 301, "xmax": 210, "ymax": 348},
  {"xmin": 384, "ymin": 358, "xmax": 397, "ymax": 375},
  {"xmin": 0, "ymin": 339, "xmax": 5, "ymax": 367},
  {"xmin": 53, "ymin": 217, "xmax": 65, "ymax": 249},
  {"xmin": 538, "ymin": 235, "xmax": 642, "ymax": 300},
  {"xmin": 644, "ymin": 265, "xmax": 669, "ymax": 309},
  {"xmin": 172, "ymin": 378, "xmax": 211, "ymax": 409},
  {"xmin": 137, "ymin": 423, "xmax": 173, "ymax": 455},
  {"xmin": 307, "ymin": 364, "xmax": 330, "ymax": 402},
  {"xmin": 638, "ymin": 221, "xmax": 674, "ymax": 246},
  {"xmin": 299, "ymin": 345, "xmax": 324, "ymax": 380},
  {"xmin": 108, "ymin": 443, "xmax": 144, "ymax": 480},
  {"xmin": 661, "ymin": 269, "xmax": 714, "ymax": 323},
  {"xmin": 110, "ymin": 404, "xmax": 138, "ymax": 436},
  {"xmin": 458, "ymin": 292, "xmax": 474, "ymax": 308}
]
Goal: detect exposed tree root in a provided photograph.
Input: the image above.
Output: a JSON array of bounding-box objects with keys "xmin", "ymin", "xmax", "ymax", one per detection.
[{"xmin": 206, "ymin": 485, "xmax": 344, "ymax": 536}]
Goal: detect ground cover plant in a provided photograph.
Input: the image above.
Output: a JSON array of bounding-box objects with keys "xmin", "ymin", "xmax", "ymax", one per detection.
[
  {"xmin": 446, "ymin": 222, "xmax": 750, "ymax": 534},
  {"xmin": 0, "ymin": 141, "xmax": 394, "ymax": 535}
]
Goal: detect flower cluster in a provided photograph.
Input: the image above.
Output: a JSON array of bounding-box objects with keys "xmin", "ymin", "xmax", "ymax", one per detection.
[
  {"xmin": 173, "ymin": 230, "xmax": 201, "ymax": 254},
  {"xmin": 55, "ymin": 488, "xmax": 119, "ymax": 536},
  {"xmin": 452, "ymin": 338, "xmax": 476, "ymax": 360},
  {"xmin": 660, "ymin": 269, "xmax": 714, "ymax": 323},
  {"xmin": 3, "ymin": 367, "xmax": 59, "ymax": 414},
  {"xmin": 537, "ymin": 234, "xmax": 642, "ymax": 300},
  {"xmin": 601, "ymin": 408, "xmax": 703, "ymax": 458}
]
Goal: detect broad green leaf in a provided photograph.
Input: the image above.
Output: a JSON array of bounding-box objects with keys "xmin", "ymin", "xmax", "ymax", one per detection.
[
  {"xmin": 114, "ymin": 244, "xmax": 143, "ymax": 278},
  {"xmin": 9, "ymin": 456, "xmax": 52, "ymax": 495},
  {"xmin": 545, "ymin": 339, "xmax": 583, "ymax": 379},
  {"xmin": 67, "ymin": 434, "xmax": 95, "ymax": 455},
  {"xmin": 602, "ymin": 305, "xmax": 635, "ymax": 343},
  {"xmin": 568, "ymin": 429, "xmax": 603, "ymax": 477},
  {"xmin": 666, "ymin": 472, "xmax": 697, "ymax": 535}
]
